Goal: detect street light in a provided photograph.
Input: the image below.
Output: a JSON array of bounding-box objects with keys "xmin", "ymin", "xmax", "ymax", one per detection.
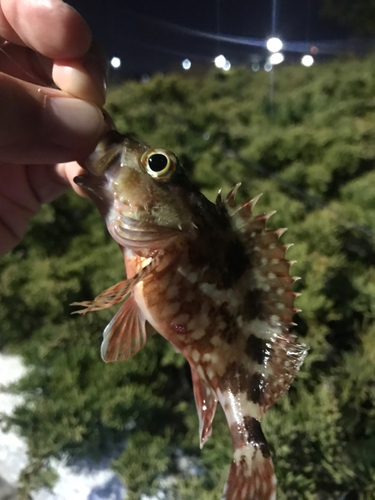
[
  {"xmin": 223, "ymin": 60, "xmax": 231, "ymax": 71},
  {"xmin": 269, "ymin": 52, "xmax": 284, "ymax": 65},
  {"xmin": 214, "ymin": 54, "xmax": 226, "ymax": 68},
  {"xmin": 182, "ymin": 59, "xmax": 191, "ymax": 70},
  {"xmin": 266, "ymin": 37, "xmax": 283, "ymax": 53},
  {"xmin": 301, "ymin": 55, "xmax": 314, "ymax": 67},
  {"xmin": 110, "ymin": 56, "xmax": 121, "ymax": 69}
]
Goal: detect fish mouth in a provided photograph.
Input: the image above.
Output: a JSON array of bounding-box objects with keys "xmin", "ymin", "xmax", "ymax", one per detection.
[
  {"xmin": 108, "ymin": 214, "xmax": 183, "ymax": 250},
  {"xmin": 79, "ymin": 130, "xmax": 126, "ymax": 176}
]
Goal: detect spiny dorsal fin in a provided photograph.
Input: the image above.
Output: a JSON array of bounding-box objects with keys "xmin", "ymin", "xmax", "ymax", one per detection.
[
  {"xmin": 226, "ymin": 187, "xmax": 307, "ymax": 408},
  {"xmin": 227, "ymin": 189, "xmax": 300, "ymax": 328},
  {"xmin": 224, "ymin": 182, "xmax": 242, "ymax": 208},
  {"xmin": 216, "ymin": 189, "xmax": 223, "ymax": 205}
]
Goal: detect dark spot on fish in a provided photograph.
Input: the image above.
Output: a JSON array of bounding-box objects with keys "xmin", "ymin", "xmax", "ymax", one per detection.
[
  {"xmin": 186, "ymin": 205, "xmax": 250, "ymax": 289},
  {"xmin": 243, "ymin": 416, "xmax": 271, "ymax": 458},
  {"xmin": 242, "ymin": 289, "xmax": 265, "ymax": 320},
  {"xmin": 220, "ymin": 238, "xmax": 249, "ymax": 288},
  {"xmin": 246, "ymin": 372, "xmax": 263, "ymax": 404},
  {"xmin": 245, "ymin": 334, "xmax": 267, "ymax": 365}
]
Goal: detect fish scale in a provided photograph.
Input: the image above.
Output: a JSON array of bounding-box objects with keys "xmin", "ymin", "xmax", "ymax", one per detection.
[{"xmin": 73, "ymin": 130, "xmax": 308, "ymax": 500}]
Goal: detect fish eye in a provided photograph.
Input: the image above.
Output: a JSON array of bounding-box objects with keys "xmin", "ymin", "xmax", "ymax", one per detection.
[{"xmin": 140, "ymin": 149, "xmax": 177, "ymax": 181}]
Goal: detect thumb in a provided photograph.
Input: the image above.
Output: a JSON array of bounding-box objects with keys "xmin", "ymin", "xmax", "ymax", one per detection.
[{"xmin": 0, "ymin": 73, "xmax": 106, "ymax": 164}]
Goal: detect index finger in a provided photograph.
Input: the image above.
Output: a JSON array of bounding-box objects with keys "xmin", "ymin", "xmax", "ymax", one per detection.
[{"xmin": 0, "ymin": 0, "xmax": 92, "ymax": 59}]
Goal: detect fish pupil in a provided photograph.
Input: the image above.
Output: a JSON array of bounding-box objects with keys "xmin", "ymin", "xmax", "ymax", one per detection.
[{"xmin": 148, "ymin": 154, "xmax": 168, "ymax": 172}]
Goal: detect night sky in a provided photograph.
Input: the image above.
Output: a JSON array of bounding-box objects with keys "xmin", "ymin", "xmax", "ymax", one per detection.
[{"xmin": 68, "ymin": 0, "xmax": 348, "ymax": 76}]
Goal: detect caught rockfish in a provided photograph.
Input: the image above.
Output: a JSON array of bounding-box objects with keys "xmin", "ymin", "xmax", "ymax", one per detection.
[{"xmin": 73, "ymin": 130, "xmax": 307, "ymax": 500}]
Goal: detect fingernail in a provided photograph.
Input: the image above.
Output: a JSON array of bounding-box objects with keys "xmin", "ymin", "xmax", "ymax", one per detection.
[{"xmin": 43, "ymin": 97, "xmax": 105, "ymax": 150}]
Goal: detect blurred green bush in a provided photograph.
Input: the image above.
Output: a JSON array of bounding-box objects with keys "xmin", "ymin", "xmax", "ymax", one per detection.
[{"xmin": 1, "ymin": 56, "xmax": 375, "ymax": 499}]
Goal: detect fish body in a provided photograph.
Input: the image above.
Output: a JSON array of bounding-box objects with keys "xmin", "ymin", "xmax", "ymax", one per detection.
[{"xmin": 73, "ymin": 130, "xmax": 307, "ymax": 500}]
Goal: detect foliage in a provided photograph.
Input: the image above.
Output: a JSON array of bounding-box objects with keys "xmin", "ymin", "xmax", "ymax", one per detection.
[{"xmin": 1, "ymin": 56, "xmax": 375, "ymax": 499}]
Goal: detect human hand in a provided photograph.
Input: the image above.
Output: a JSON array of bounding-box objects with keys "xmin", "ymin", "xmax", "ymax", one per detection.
[{"xmin": 0, "ymin": 0, "xmax": 109, "ymax": 256}]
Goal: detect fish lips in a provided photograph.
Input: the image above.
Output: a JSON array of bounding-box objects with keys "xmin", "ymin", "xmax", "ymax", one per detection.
[
  {"xmin": 75, "ymin": 130, "xmax": 126, "ymax": 216},
  {"xmin": 74, "ymin": 173, "xmax": 112, "ymax": 219},
  {"xmin": 78, "ymin": 129, "xmax": 125, "ymax": 176}
]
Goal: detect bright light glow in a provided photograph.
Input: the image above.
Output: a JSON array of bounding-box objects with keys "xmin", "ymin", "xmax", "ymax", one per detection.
[
  {"xmin": 301, "ymin": 55, "xmax": 314, "ymax": 67},
  {"xmin": 223, "ymin": 60, "xmax": 231, "ymax": 71},
  {"xmin": 251, "ymin": 62, "xmax": 260, "ymax": 72},
  {"xmin": 182, "ymin": 58, "xmax": 191, "ymax": 70},
  {"xmin": 110, "ymin": 57, "xmax": 121, "ymax": 69},
  {"xmin": 266, "ymin": 37, "xmax": 283, "ymax": 53},
  {"xmin": 214, "ymin": 54, "xmax": 226, "ymax": 68},
  {"xmin": 264, "ymin": 62, "xmax": 273, "ymax": 72},
  {"xmin": 269, "ymin": 52, "xmax": 284, "ymax": 65}
]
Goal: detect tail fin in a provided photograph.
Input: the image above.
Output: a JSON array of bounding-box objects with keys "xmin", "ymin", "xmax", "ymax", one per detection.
[
  {"xmin": 222, "ymin": 446, "xmax": 276, "ymax": 500},
  {"xmin": 222, "ymin": 417, "xmax": 276, "ymax": 500}
]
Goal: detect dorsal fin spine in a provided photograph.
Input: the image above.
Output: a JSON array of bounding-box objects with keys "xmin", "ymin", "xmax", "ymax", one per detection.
[
  {"xmin": 224, "ymin": 182, "xmax": 242, "ymax": 208},
  {"xmin": 250, "ymin": 192, "xmax": 263, "ymax": 209},
  {"xmin": 227, "ymin": 192, "xmax": 306, "ymax": 394}
]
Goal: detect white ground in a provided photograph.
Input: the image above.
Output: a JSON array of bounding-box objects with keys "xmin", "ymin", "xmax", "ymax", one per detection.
[{"xmin": 0, "ymin": 354, "xmax": 126, "ymax": 500}]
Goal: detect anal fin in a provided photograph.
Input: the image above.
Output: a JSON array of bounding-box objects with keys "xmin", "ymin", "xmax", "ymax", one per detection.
[
  {"xmin": 190, "ymin": 364, "xmax": 218, "ymax": 448},
  {"xmin": 101, "ymin": 295, "xmax": 147, "ymax": 362}
]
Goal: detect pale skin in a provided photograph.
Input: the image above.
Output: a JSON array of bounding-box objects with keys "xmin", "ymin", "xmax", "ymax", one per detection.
[{"xmin": 0, "ymin": 0, "xmax": 110, "ymax": 257}]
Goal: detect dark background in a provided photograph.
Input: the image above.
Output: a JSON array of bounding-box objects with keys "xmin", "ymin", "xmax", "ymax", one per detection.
[{"xmin": 68, "ymin": 0, "xmax": 348, "ymax": 75}]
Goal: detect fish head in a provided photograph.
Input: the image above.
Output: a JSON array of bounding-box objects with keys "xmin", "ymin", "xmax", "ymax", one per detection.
[{"xmin": 75, "ymin": 130, "xmax": 205, "ymax": 250}]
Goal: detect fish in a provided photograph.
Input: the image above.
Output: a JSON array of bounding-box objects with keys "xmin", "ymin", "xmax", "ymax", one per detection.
[{"xmin": 72, "ymin": 129, "xmax": 308, "ymax": 500}]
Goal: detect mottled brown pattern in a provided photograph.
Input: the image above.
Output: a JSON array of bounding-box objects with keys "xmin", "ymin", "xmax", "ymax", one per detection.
[
  {"xmin": 216, "ymin": 302, "xmax": 240, "ymax": 344},
  {"xmin": 220, "ymin": 363, "xmax": 263, "ymax": 405},
  {"xmin": 173, "ymin": 283, "xmax": 203, "ymax": 318},
  {"xmin": 229, "ymin": 423, "xmax": 247, "ymax": 449},
  {"xmin": 221, "ymin": 362, "xmax": 246, "ymax": 394},
  {"xmin": 77, "ymin": 132, "xmax": 307, "ymax": 500}
]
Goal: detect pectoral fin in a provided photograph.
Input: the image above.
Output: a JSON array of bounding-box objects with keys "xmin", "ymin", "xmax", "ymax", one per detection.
[
  {"xmin": 101, "ymin": 295, "xmax": 147, "ymax": 362},
  {"xmin": 71, "ymin": 279, "xmax": 133, "ymax": 313},
  {"xmin": 190, "ymin": 364, "xmax": 218, "ymax": 448},
  {"xmin": 71, "ymin": 256, "xmax": 161, "ymax": 314}
]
